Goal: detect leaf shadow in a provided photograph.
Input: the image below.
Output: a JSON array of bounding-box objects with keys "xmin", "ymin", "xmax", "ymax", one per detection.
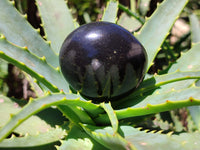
[{"xmin": 111, "ymin": 76, "xmax": 158, "ymax": 109}]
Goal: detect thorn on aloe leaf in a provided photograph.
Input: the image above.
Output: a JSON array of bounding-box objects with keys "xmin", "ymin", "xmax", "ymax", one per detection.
[
  {"xmin": 157, "ymin": 130, "xmax": 163, "ymax": 134},
  {"xmin": 150, "ymin": 62, "xmax": 154, "ymax": 68},
  {"xmin": 144, "ymin": 16, "xmax": 149, "ymax": 21},
  {"xmin": 29, "ymin": 97, "xmax": 34, "ymax": 103},
  {"xmin": 151, "ymin": 130, "xmax": 157, "ymax": 133},
  {"xmin": 46, "ymin": 91, "xmax": 52, "ymax": 95},
  {"xmin": 43, "ymin": 35, "xmax": 47, "ymax": 40},
  {"xmin": 22, "ymin": 46, "xmax": 28, "ymax": 50},
  {"xmin": 158, "ymin": 47, "xmax": 162, "ymax": 51},
  {"xmin": 0, "ymin": 35, "xmax": 6, "ymax": 39},
  {"xmin": 39, "ymin": 74, "xmax": 45, "ymax": 80},
  {"xmin": 156, "ymin": 2, "xmax": 161, "ymax": 7},
  {"xmin": 40, "ymin": 56, "xmax": 46, "ymax": 62},
  {"xmin": 59, "ymin": 139, "xmax": 65, "ymax": 145},
  {"xmin": 52, "ymin": 85, "xmax": 59, "ymax": 91},
  {"xmin": 189, "ymin": 97, "xmax": 194, "ymax": 102},
  {"xmin": 144, "ymin": 129, "xmax": 150, "ymax": 133},
  {"xmin": 46, "ymin": 41, "xmax": 51, "ymax": 46},
  {"xmin": 55, "ymin": 145, "xmax": 60, "ymax": 150},
  {"xmin": 56, "ymin": 67, "xmax": 60, "ymax": 72},
  {"xmin": 167, "ymin": 131, "xmax": 173, "ymax": 136},
  {"xmin": 10, "ymin": 113, "xmax": 15, "ymax": 118},
  {"xmin": 40, "ymin": 23, "xmax": 44, "ymax": 27},
  {"xmin": 10, "ymin": 134, "xmax": 16, "ymax": 139},
  {"xmin": 35, "ymin": 28, "xmax": 41, "ymax": 34},
  {"xmin": 166, "ymin": 100, "xmax": 174, "ymax": 105},
  {"xmin": 19, "ymin": 62, "xmax": 25, "ymax": 66},
  {"xmin": 9, "ymin": 0, "xmax": 15, "ymax": 6},
  {"xmin": 60, "ymin": 89, "xmax": 64, "ymax": 94},
  {"xmin": 21, "ymin": 14, "xmax": 28, "ymax": 19},
  {"xmin": 137, "ymin": 127, "xmax": 143, "ymax": 131},
  {"xmin": 0, "ymin": 51, "xmax": 5, "ymax": 55}
]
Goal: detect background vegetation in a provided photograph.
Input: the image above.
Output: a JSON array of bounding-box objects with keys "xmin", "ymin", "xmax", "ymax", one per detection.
[{"xmin": 0, "ymin": 0, "xmax": 200, "ymax": 149}]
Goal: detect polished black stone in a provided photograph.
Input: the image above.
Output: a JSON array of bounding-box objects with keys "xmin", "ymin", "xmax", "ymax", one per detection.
[{"xmin": 59, "ymin": 21, "xmax": 147, "ymax": 101}]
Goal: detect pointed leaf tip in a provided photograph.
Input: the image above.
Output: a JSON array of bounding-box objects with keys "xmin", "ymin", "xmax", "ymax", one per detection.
[
  {"xmin": 189, "ymin": 97, "xmax": 194, "ymax": 102},
  {"xmin": 40, "ymin": 56, "xmax": 46, "ymax": 62}
]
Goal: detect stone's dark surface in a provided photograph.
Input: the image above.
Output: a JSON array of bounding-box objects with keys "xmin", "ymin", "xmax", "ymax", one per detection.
[{"xmin": 59, "ymin": 21, "xmax": 147, "ymax": 101}]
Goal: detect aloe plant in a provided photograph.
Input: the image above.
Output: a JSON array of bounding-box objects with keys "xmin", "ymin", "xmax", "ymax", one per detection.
[{"xmin": 0, "ymin": 0, "xmax": 200, "ymax": 149}]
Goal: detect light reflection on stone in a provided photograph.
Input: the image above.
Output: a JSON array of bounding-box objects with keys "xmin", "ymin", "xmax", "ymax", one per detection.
[{"xmin": 91, "ymin": 59, "xmax": 101, "ymax": 71}]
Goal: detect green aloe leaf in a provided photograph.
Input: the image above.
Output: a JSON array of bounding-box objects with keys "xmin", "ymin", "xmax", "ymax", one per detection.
[
  {"xmin": 81, "ymin": 124, "xmax": 200, "ymax": 150},
  {"xmin": 83, "ymin": 12, "xmax": 92, "ymax": 23},
  {"xmin": 102, "ymin": 0, "xmax": 118, "ymax": 23},
  {"xmin": 0, "ymin": 59, "xmax": 8, "ymax": 95},
  {"xmin": 0, "ymin": 93, "xmax": 103, "ymax": 141},
  {"xmin": 138, "ymin": 0, "xmax": 151, "ymax": 16},
  {"xmin": 0, "ymin": 95, "xmax": 65, "ymax": 136},
  {"xmin": 188, "ymin": 14, "xmax": 200, "ymax": 130},
  {"xmin": 80, "ymin": 124, "xmax": 136, "ymax": 150},
  {"xmin": 169, "ymin": 43, "xmax": 200, "ymax": 72},
  {"xmin": 121, "ymin": 86, "xmax": 200, "ymax": 111},
  {"xmin": 0, "ymin": 128, "xmax": 65, "ymax": 148},
  {"xmin": 130, "ymin": 0, "xmax": 136, "ymax": 12},
  {"xmin": 137, "ymin": 44, "xmax": 200, "ymax": 105},
  {"xmin": 162, "ymin": 43, "xmax": 200, "ymax": 96},
  {"xmin": 112, "ymin": 70, "xmax": 200, "ymax": 108},
  {"xmin": 0, "ymin": 95, "xmax": 23, "ymax": 129},
  {"xmin": 94, "ymin": 70, "xmax": 200, "ymax": 125},
  {"xmin": 0, "ymin": 36, "xmax": 68, "ymax": 92},
  {"xmin": 59, "ymin": 104, "xmax": 95, "ymax": 125},
  {"xmin": 95, "ymin": 86, "xmax": 200, "ymax": 125},
  {"xmin": 0, "ymin": 0, "xmax": 58, "ymax": 67},
  {"xmin": 100, "ymin": 102, "xmax": 118, "ymax": 133},
  {"xmin": 0, "ymin": 93, "xmax": 76, "ymax": 141},
  {"xmin": 36, "ymin": 0, "xmax": 77, "ymax": 54},
  {"xmin": 58, "ymin": 125, "xmax": 107, "ymax": 150},
  {"xmin": 59, "ymin": 138, "xmax": 93, "ymax": 150},
  {"xmin": 136, "ymin": 0, "xmax": 189, "ymax": 71},
  {"xmin": 118, "ymin": 3, "xmax": 144, "ymax": 24},
  {"xmin": 135, "ymin": 70, "xmax": 200, "ymax": 96},
  {"xmin": 120, "ymin": 125, "xmax": 200, "ymax": 150},
  {"xmin": 189, "ymin": 105, "xmax": 200, "ymax": 130},
  {"xmin": 118, "ymin": 12, "xmax": 142, "ymax": 32},
  {"xmin": 189, "ymin": 13, "xmax": 200, "ymax": 44}
]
